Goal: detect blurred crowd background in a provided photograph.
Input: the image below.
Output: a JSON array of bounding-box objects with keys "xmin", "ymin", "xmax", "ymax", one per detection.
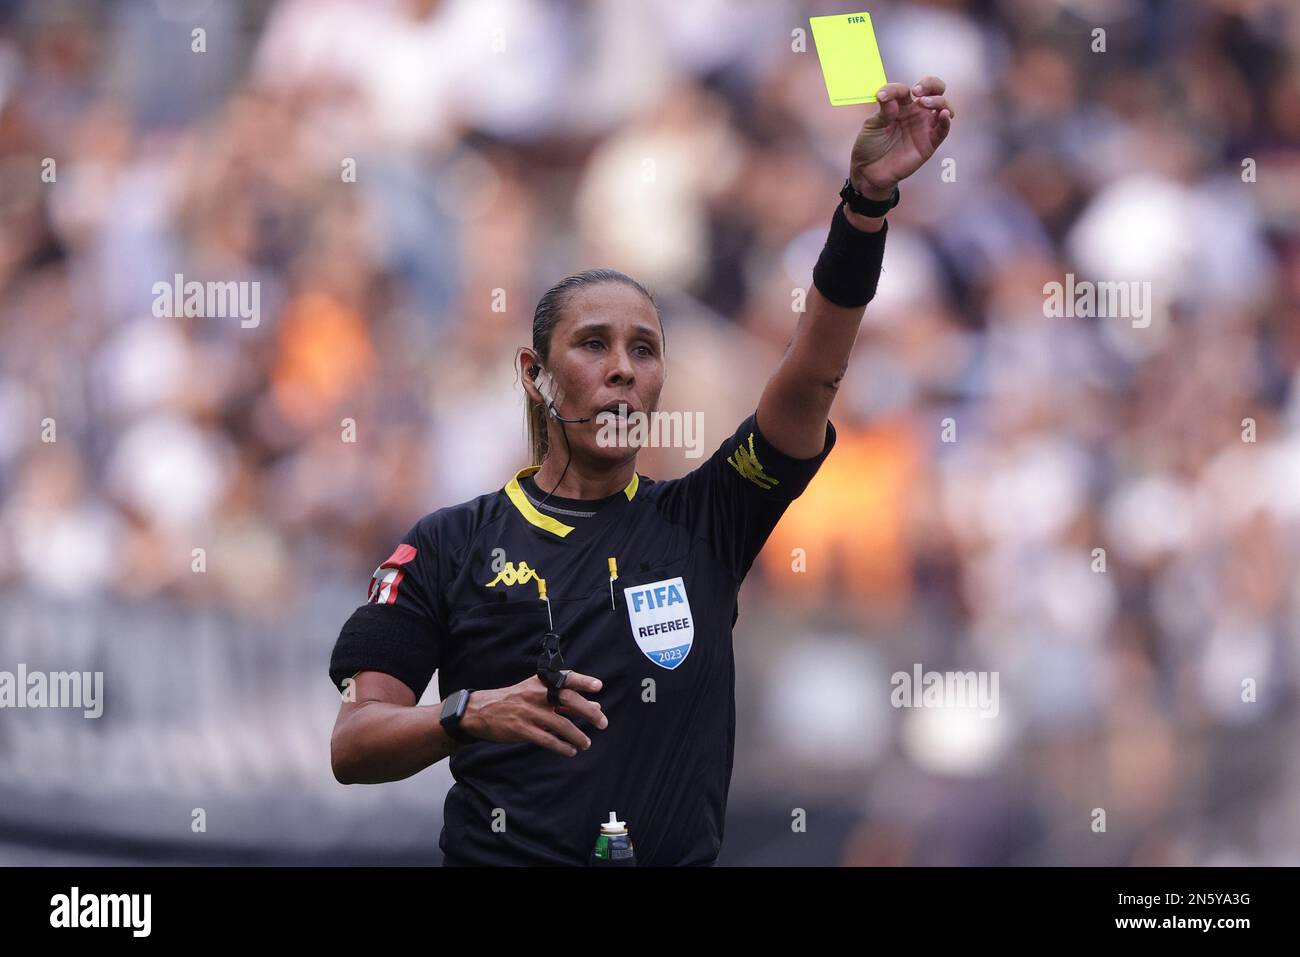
[{"xmin": 2, "ymin": 0, "xmax": 1299, "ymax": 865}]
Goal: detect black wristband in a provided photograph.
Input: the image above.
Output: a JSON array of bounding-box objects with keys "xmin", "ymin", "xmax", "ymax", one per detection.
[{"xmin": 811, "ymin": 202, "xmax": 888, "ymax": 309}]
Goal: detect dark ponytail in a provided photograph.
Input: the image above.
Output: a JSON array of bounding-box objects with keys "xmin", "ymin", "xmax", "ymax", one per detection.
[{"xmin": 526, "ymin": 268, "xmax": 661, "ymax": 466}]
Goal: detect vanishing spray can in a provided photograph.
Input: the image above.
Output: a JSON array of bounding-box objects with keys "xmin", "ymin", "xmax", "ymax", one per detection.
[{"xmin": 589, "ymin": 811, "xmax": 636, "ymax": 866}]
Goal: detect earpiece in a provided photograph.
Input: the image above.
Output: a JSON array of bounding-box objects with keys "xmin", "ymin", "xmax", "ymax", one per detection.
[{"xmin": 527, "ymin": 362, "xmax": 554, "ymax": 406}]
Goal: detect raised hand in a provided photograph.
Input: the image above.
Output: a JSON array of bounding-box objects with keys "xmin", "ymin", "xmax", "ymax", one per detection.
[{"xmin": 849, "ymin": 75, "xmax": 954, "ymax": 198}]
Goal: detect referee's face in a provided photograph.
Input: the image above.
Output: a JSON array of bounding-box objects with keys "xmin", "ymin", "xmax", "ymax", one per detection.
[{"xmin": 546, "ymin": 282, "xmax": 665, "ymax": 464}]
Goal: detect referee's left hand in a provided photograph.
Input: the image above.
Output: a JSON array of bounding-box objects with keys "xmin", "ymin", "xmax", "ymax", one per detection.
[
  {"xmin": 849, "ymin": 75, "xmax": 954, "ymax": 199},
  {"xmin": 460, "ymin": 671, "xmax": 608, "ymax": 758}
]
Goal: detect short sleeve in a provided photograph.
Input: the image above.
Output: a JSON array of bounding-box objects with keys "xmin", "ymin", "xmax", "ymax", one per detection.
[
  {"xmin": 652, "ymin": 410, "xmax": 837, "ymax": 582},
  {"xmin": 327, "ymin": 517, "xmax": 446, "ymax": 700}
]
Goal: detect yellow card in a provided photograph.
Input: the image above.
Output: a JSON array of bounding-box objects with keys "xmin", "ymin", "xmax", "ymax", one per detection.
[{"xmin": 809, "ymin": 11, "xmax": 888, "ymax": 106}]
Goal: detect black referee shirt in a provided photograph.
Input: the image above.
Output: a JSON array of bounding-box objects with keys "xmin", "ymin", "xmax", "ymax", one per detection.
[{"xmin": 329, "ymin": 409, "xmax": 836, "ymax": 865}]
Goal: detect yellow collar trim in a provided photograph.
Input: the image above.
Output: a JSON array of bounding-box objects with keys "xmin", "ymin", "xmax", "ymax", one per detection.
[{"xmin": 504, "ymin": 466, "xmax": 640, "ymax": 537}]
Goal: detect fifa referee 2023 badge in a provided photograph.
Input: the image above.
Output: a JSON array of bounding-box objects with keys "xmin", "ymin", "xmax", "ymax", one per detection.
[{"xmin": 327, "ymin": 69, "xmax": 954, "ymax": 866}]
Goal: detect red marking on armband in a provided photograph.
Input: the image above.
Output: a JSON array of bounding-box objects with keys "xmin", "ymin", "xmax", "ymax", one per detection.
[
  {"xmin": 384, "ymin": 544, "xmax": 417, "ymax": 567},
  {"xmin": 367, "ymin": 544, "xmax": 417, "ymax": 604}
]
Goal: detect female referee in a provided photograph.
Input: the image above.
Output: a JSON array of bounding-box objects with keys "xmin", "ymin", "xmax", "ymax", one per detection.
[{"xmin": 328, "ymin": 77, "xmax": 953, "ymax": 866}]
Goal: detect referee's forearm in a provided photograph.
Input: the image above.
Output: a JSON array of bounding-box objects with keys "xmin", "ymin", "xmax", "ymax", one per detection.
[
  {"xmin": 331, "ymin": 700, "xmax": 456, "ymax": 784},
  {"xmin": 757, "ymin": 202, "xmax": 885, "ymax": 457},
  {"xmin": 758, "ymin": 283, "xmax": 867, "ymax": 457}
]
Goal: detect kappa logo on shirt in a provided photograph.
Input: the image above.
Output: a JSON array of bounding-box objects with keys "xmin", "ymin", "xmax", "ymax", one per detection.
[
  {"xmin": 727, "ymin": 432, "xmax": 779, "ymax": 490},
  {"xmin": 624, "ymin": 576, "xmax": 694, "ymax": 670},
  {"xmin": 485, "ymin": 557, "xmax": 543, "ymax": 588},
  {"xmin": 368, "ymin": 544, "xmax": 416, "ymax": 604}
]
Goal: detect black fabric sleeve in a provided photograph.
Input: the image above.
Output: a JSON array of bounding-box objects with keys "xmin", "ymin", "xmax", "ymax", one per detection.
[
  {"xmin": 652, "ymin": 410, "xmax": 837, "ymax": 582},
  {"xmin": 812, "ymin": 204, "xmax": 888, "ymax": 308},
  {"xmin": 328, "ymin": 518, "xmax": 446, "ymax": 700}
]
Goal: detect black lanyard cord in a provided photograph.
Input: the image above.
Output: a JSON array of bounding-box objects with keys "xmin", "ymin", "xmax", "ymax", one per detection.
[{"xmin": 534, "ymin": 555, "xmax": 620, "ymax": 704}]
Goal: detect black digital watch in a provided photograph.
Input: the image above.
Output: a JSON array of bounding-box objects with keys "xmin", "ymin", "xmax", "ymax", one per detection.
[
  {"xmin": 839, "ymin": 177, "xmax": 900, "ymax": 217},
  {"xmin": 440, "ymin": 688, "xmax": 477, "ymax": 744}
]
